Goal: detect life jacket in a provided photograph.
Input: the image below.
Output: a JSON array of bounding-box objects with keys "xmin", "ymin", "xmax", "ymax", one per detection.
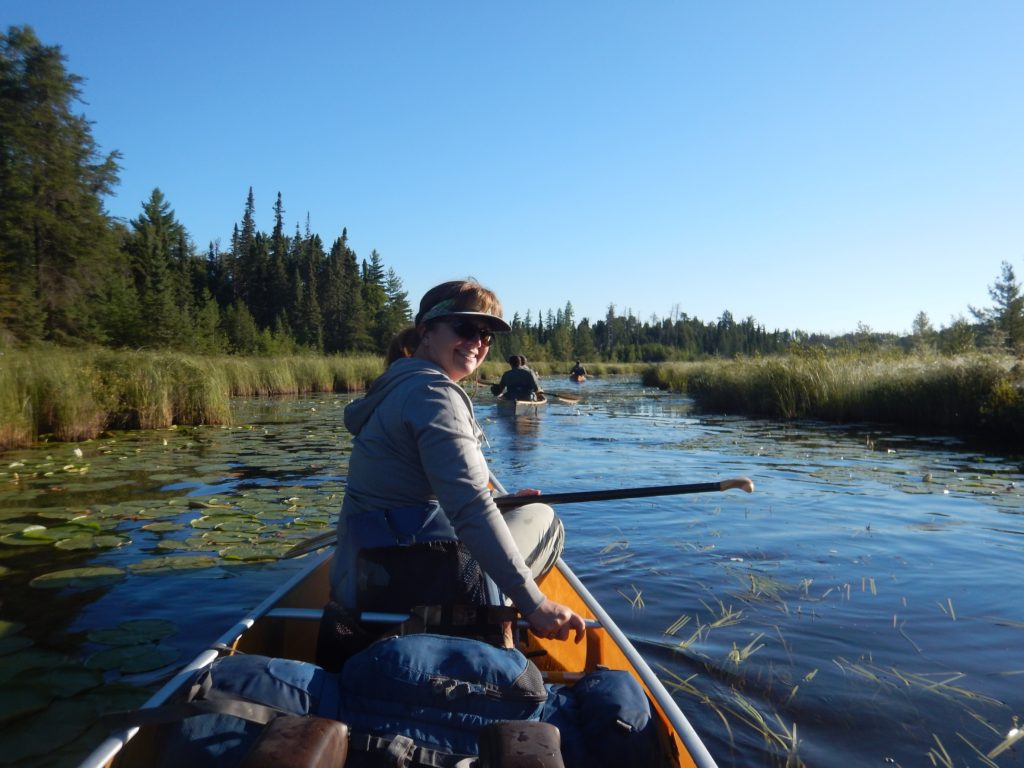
[{"xmin": 340, "ymin": 502, "xmax": 498, "ymax": 614}]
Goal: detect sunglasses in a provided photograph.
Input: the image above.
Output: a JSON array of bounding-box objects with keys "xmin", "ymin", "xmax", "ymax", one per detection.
[{"xmin": 446, "ymin": 320, "xmax": 495, "ymax": 346}]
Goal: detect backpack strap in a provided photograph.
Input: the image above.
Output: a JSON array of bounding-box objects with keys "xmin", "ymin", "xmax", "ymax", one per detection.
[
  {"xmin": 101, "ymin": 694, "xmax": 291, "ymax": 729},
  {"xmin": 348, "ymin": 732, "xmax": 477, "ymax": 768}
]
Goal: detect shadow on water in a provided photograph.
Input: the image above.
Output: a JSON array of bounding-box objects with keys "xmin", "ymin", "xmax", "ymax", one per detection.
[{"xmin": 1, "ymin": 380, "xmax": 1023, "ymax": 766}]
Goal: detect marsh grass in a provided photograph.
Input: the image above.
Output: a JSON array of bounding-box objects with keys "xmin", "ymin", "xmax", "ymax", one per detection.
[
  {"xmin": 0, "ymin": 348, "xmax": 386, "ymax": 450},
  {"xmin": 642, "ymin": 352, "xmax": 1024, "ymax": 443}
]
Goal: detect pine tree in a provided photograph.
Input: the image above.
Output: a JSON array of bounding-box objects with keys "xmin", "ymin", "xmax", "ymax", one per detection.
[
  {"xmin": 124, "ymin": 188, "xmax": 188, "ymax": 346},
  {"xmin": 971, "ymin": 261, "xmax": 1024, "ymax": 352},
  {"xmin": 0, "ymin": 25, "xmax": 122, "ymax": 345},
  {"xmin": 266, "ymin": 192, "xmax": 291, "ymax": 329},
  {"xmin": 361, "ymin": 250, "xmax": 389, "ymax": 351}
]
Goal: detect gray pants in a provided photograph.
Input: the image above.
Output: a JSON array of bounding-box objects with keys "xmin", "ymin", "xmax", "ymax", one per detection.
[{"xmin": 502, "ymin": 502, "xmax": 564, "ymax": 580}]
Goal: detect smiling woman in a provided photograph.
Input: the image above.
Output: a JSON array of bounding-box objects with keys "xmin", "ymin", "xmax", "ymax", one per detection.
[{"xmin": 319, "ymin": 278, "xmax": 587, "ymax": 668}]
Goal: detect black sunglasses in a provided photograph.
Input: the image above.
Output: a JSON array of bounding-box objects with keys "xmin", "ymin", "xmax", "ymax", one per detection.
[{"xmin": 446, "ymin": 319, "xmax": 495, "ymax": 346}]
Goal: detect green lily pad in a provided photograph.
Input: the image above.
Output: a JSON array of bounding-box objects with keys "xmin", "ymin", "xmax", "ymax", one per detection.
[
  {"xmin": 127, "ymin": 555, "xmax": 217, "ymax": 574},
  {"xmin": 216, "ymin": 519, "xmax": 264, "ymax": 533},
  {"xmin": 88, "ymin": 619, "xmax": 176, "ymax": 646},
  {"xmin": 0, "ymin": 508, "xmax": 38, "ymax": 521},
  {"xmin": 54, "ymin": 533, "xmax": 131, "ymax": 551},
  {"xmin": 36, "ymin": 509, "xmax": 85, "ymax": 521},
  {"xmin": 0, "ymin": 684, "xmax": 51, "ymax": 723},
  {"xmin": 218, "ymin": 544, "xmax": 284, "ymax": 561},
  {"xmin": 0, "ymin": 648, "xmax": 73, "ymax": 684},
  {"xmin": 12, "ymin": 664, "xmax": 104, "ymax": 697},
  {"xmin": 0, "ymin": 621, "xmax": 25, "ymax": 638},
  {"xmin": 0, "ymin": 636, "xmax": 34, "ymax": 655},
  {"xmin": 188, "ymin": 499, "xmax": 234, "ymax": 510},
  {"xmin": 29, "ymin": 566, "xmax": 126, "ymax": 589},
  {"xmin": 0, "ymin": 696, "xmax": 98, "ymax": 762},
  {"xmin": 0, "ymin": 525, "xmax": 51, "ymax": 546},
  {"xmin": 140, "ymin": 521, "xmax": 184, "ymax": 533},
  {"xmin": 85, "ymin": 643, "xmax": 179, "ymax": 673}
]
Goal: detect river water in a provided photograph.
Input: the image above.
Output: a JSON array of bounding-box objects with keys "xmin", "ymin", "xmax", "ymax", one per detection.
[{"xmin": 1, "ymin": 376, "xmax": 1023, "ymax": 767}]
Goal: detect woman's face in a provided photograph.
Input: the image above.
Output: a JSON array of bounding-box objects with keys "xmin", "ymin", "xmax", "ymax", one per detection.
[{"xmin": 415, "ymin": 319, "xmax": 492, "ymax": 381}]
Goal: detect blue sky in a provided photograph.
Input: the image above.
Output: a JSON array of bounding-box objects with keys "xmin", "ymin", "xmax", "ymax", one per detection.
[{"xmin": 5, "ymin": 1, "xmax": 1022, "ymax": 335}]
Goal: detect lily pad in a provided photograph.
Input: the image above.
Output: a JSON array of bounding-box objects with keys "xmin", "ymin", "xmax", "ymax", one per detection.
[
  {"xmin": 0, "ymin": 684, "xmax": 51, "ymax": 723},
  {"xmin": 88, "ymin": 619, "xmax": 176, "ymax": 646},
  {"xmin": 215, "ymin": 519, "xmax": 264, "ymax": 533},
  {"xmin": 29, "ymin": 566, "xmax": 125, "ymax": 590},
  {"xmin": 0, "ymin": 621, "xmax": 25, "ymax": 638},
  {"xmin": 0, "ymin": 636, "xmax": 34, "ymax": 655},
  {"xmin": 140, "ymin": 521, "xmax": 184, "ymax": 533},
  {"xmin": 218, "ymin": 544, "xmax": 284, "ymax": 561},
  {"xmin": 0, "ymin": 508, "xmax": 38, "ymax": 521},
  {"xmin": 54, "ymin": 533, "xmax": 131, "ymax": 551},
  {"xmin": 85, "ymin": 643, "xmax": 179, "ymax": 673},
  {"xmin": 127, "ymin": 555, "xmax": 217, "ymax": 574},
  {"xmin": 0, "ymin": 696, "xmax": 98, "ymax": 762},
  {"xmin": 12, "ymin": 664, "xmax": 104, "ymax": 697},
  {"xmin": 0, "ymin": 525, "xmax": 52, "ymax": 546}
]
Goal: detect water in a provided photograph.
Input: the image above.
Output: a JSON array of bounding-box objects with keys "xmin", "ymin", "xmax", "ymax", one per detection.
[{"xmin": 1, "ymin": 377, "xmax": 1023, "ymax": 767}]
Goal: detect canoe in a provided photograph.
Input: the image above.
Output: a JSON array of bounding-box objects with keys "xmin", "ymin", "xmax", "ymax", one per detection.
[
  {"xmin": 569, "ymin": 374, "xmax": 586, "ymax": 383},
  {"xmin": 78, "ymin": 548, "xmax": 718, "ymax": 768},
  {"xmin": 496, "ymin": 395, "xmax": 548, "ymax": 415}
]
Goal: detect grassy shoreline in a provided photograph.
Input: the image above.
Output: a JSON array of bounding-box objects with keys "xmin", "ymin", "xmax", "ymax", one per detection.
[
  {"xmin": 642, "ymin": 352, "xmax": 1024, "ymax": 447},
  {"xmin": 3, "ymin": 349, "xmax": 1021, "ymax": 451},
  {"xmin": 0, "ymin": 348, "xmax": 383, "ymax": 450}
]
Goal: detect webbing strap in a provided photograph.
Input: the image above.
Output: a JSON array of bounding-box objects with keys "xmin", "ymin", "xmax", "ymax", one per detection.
[
  {"xmin": 349, "ymin": 732, "xmax": 477, "ymax": 768},
  {"xmin": 100, "ymin": 696, "xmax": 287, "ymax": 729}
]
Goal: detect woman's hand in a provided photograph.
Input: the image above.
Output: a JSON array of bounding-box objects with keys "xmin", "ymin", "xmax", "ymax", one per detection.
[{"xmin": 526, "ymin": 598, "xmax": 586, "ymax": 644}]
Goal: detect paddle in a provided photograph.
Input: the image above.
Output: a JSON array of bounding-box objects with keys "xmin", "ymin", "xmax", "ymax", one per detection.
[
  {"xmin": 539, "ymin": 391, "xmax": 581, "ymax": 404},
  {"xmin": 281, "ymin": 476, "xmax": 754, "ymax": 558},
  {"xmin": 479, "ymin": 379, "xmax": 581, "ymax": 404},
  {"xmin": 493, "ymin": 476, "xmax": 754, "ymax": 509}
]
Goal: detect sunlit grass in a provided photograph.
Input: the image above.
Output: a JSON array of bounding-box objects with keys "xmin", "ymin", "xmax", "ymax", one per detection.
[
  {"xmin": 641, "ymin": 351, "xmax": 1024, "ymax": 444},
  {"xmin": 616, "ymin": 584, "xmax": 644, "ymax": 609},
  {"xmin": 0, "ymin": 348, "xmax": 386, "ymax": 450}
]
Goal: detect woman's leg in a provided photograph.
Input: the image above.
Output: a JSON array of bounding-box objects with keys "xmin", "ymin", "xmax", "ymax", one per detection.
[{"xmin": 502, "ymin": 502, "xmax": 564, "ymax": 579}]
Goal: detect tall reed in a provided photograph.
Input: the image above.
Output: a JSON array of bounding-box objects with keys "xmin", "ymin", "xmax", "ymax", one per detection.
[
  {"xmin": 643, "ymin": 353, "xmax": 1024, "ymax": 443},
  {"xmin": 0, "ymin": 349, "xmax": 387, "ymax": 451}
]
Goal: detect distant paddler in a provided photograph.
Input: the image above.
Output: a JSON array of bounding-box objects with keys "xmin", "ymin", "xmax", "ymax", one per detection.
[
  {"xmin": 569, "ymin": 359, "xmax": 587, "ymax": 382},
  {"xmin": 491, "ymin": 354, "xmax": 544, "ymax": 402}
]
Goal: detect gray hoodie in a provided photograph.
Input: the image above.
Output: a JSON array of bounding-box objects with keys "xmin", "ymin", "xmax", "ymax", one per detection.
[{"xmin": 329, "ymin": 357, "xmax": 545, "ymax": 614}]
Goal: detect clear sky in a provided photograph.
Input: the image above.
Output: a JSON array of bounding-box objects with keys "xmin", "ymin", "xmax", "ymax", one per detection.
[{"xmin": 5, "ymin": 1, "xmax": 1022, "ymax": 336}]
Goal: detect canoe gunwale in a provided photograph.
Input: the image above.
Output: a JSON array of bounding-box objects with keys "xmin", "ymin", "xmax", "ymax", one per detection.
[{"xmin": 76, "ymin": 550, "xmax": 334, "ymax": 768}]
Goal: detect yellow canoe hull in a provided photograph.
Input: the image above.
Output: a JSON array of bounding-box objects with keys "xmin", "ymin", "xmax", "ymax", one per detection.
[{"xmin": 83, "ymin": 551, "xmax": 715, "ymax": 768}]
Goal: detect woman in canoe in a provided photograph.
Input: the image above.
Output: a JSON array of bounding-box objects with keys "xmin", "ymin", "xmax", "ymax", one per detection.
[{"xmin": 319, "ymin": 278, "xmax": 585, "ymax": 667}]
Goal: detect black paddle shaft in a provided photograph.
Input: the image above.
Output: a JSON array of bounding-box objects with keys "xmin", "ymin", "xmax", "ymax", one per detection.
[{"xmin": 494, "ymin": 481, "xmax": 725, "ymax": 509}]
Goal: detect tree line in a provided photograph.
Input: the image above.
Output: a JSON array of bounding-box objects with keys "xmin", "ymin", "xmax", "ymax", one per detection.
[{"xmin": 3, "ymin": 25, "xmax": 1022, "ymax": 362}]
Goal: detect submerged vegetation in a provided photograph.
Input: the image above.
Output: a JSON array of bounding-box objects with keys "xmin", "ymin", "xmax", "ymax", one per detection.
[{"xmin": 642, "ymin": 351, "xmax": 1024, "ymax": 446}]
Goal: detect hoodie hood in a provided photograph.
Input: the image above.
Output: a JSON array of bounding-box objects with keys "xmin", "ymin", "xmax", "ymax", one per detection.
[{"xmin": 344, "ymin": 357, "xmax": 451, "ymax": 436}]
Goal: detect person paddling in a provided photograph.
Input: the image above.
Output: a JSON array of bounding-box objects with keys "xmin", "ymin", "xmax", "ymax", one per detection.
[
  {"xmin": 491, "ymin": 354, "xmax": 544, "ymax": 402},
  {"xmin": 318, "ymin": 279, "xmax": 584, "ymax": 668}
]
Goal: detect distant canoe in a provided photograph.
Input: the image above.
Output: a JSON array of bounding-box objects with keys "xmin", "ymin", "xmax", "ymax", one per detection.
[
  {"xmin": 497, "ymin": 395, "xmax": 548, "ymax": 415},
  {"xmin": 569, "ymin": 374, "xmax": 587, "ymax": 383}
]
